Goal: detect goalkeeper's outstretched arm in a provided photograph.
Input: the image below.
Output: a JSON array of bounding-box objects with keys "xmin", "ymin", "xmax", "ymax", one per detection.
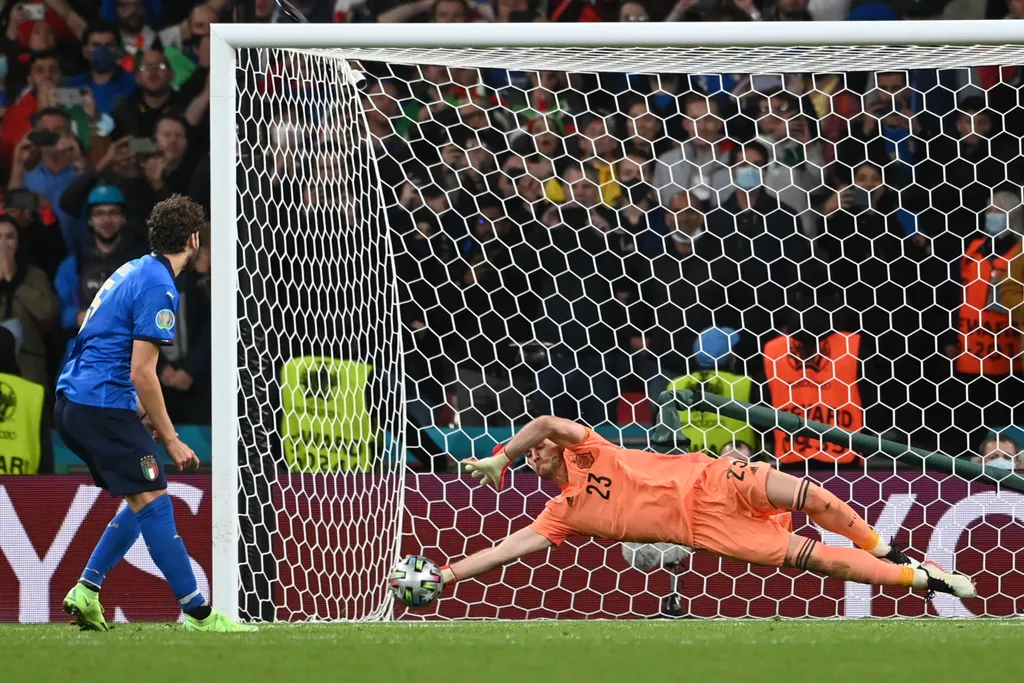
[
  {"xmin": 440, "ymin": 527, "xmax": 553, "ymax": 584},
  {"xmin": 463, "ymin": 415, "xmax": 588, "ymax": 489}
]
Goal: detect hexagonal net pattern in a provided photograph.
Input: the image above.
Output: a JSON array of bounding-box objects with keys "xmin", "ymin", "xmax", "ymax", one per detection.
[{"xmin": 231, "ymin": 46, "xmax": 1024, "ymax": 621}]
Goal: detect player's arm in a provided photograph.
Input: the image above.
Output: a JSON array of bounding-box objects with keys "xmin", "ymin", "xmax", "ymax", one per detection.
[
  {"xmin": 130, "ymin": 340, "xmax": 197, "ymax": 471},
  {"xmin": 463, "ymin": 416, "xmax": 587, "ymax": 489},
  {"xmin": 441, "ymin": 527, "xmax": 553, "ymax": 584},
  {"xmin": 504, "ymin": 415, "xmax": 587, "ymax": 457}
]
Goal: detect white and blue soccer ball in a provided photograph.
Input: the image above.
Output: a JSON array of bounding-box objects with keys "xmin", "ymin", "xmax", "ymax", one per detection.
[{"xmin": 390, "ymin": 555, "xmax": 443, "ymax": 608}]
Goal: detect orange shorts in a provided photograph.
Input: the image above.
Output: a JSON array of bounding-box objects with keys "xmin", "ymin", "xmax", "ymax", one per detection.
[{"xmin": 688, "ymin": 458, "xmax": 792, "ymax": 568}]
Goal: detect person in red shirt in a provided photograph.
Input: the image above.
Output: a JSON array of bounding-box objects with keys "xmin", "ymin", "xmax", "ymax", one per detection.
[
  {"xmin": 1, "ymin": 51, "xmax": 62, "ymax": 176},
  {"xmin": 416, "ymin": 415, "xmax": 977, "ymax": 604}
]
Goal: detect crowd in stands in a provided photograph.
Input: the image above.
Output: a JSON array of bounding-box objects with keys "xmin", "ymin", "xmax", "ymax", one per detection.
[{"xmin": 2, "ymin": 0, "xmax": 1024, "ymax": 474}]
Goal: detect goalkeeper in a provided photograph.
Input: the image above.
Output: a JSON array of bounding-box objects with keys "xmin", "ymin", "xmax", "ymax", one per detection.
[{"xmin": 433, "ymin": 416, "xmax": 976, "ymax": 599}]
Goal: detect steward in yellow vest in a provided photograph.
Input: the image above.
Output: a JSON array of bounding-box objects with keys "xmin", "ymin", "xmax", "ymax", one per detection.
[{"xmin": 666, "ymin": 327, "xmax": 758, "ymax": 456}]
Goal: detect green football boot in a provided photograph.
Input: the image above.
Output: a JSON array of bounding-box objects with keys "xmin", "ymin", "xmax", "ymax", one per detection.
[
  {"xmin": 183, "ymin": 610, "xmax": 258, "ymax": 632},
  {"xmin": 62, "ymin": 583, "xmax": 109, "ymax": 632}
]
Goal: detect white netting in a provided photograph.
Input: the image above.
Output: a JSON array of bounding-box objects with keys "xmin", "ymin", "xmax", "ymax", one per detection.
[{"xmin": 231, "ymin": 43, "xmax": 1024, "ymax": 621}]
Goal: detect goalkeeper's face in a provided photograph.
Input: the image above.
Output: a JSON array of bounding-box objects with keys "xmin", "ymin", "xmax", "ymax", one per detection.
[{"xmin": 524, "ymin": 440, "xmax": 565, "ymax": 480}]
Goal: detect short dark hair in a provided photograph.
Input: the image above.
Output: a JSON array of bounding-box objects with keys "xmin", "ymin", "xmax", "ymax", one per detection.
[
  {"xmin": 82, "ymin": 20, "xmax": 119, "ymax": 47},
  {"xmin": 32, "ymin": 107, "xmax": 71, "ymax": 125},
  {"xmin": 30, "ymin": 50, "xmax": 60, "ymax": 65},
  {"xmin": 147, "ymin": 194, "xmax": 203, "ymax": 254}
]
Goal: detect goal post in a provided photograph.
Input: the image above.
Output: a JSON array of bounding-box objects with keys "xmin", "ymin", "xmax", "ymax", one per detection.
[{"xmin": 211, "ymin": 21, "xmax": 1024, "ymax": 622}]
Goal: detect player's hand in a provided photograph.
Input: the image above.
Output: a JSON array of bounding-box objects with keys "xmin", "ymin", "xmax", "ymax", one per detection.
[
  {"xmin": 166, "ymin": 437, "xmax": 200, "ymax": 472},
  {"xmin": 462, "ymin": 447, "xmax": 511, "ymax": 490},
  {"xmin": 141, "ymin": 413, "xmax": 163, "ymax": 443}
]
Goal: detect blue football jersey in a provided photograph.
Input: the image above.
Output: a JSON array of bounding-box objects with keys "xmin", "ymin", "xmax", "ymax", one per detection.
[{"xmin": 57, "ymin": 254, "xmax": 179, "ymax": 410}]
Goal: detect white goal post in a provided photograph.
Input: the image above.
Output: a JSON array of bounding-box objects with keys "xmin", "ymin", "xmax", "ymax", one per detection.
[{"xmin": 210, "ymin": 21, "xmax": 1024, "ymax": 622}]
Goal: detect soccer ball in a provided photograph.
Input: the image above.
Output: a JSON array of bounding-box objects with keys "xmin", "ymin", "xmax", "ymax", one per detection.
[{"xmin": 390, "ymin": 555, "xmax": 443, "ymax": 608}]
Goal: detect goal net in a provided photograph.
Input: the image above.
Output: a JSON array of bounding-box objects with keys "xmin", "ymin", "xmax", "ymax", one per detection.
[{"xmin": 219, "ymin": 27, "xmax": 1024, "ymax": 621}]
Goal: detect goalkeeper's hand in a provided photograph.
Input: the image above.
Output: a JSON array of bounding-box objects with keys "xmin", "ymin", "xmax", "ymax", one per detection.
[{"xmin": 462, "ymin": 445, "xmax": 511, "ymax": 490}]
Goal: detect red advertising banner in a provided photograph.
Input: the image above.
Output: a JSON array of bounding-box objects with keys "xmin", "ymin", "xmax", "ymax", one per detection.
[
  {"xmin": 0, "ymin": 476, "xmax": 211, "ymax": 624},
  {"xmin": 2, "ymin": 472, "xmax": 1022, "ymax": 623}
]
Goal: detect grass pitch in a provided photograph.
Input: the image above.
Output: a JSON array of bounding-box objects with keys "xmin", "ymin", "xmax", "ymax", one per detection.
[{"xmin": 5, "ymin": 620, "xmax": 1022, "ymax": 683}]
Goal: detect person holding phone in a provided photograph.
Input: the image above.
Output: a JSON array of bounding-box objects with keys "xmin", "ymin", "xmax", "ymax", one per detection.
[
  {"xmin": 0, "ymin": 51, "xmax": 63, "ymax": 176},
  {"xmin": 9, "ymin": 107, "xmax": 88, "ymax": 251},
  {"xmin": 2, "ymin": 188, "xmax": 66, "ymax": 281}
]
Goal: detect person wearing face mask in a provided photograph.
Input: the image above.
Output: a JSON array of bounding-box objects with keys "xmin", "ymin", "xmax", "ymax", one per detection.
[
  {"xmin": 939, "ymin": 189, "xmax": 1024, "ymax": 457},
  {"xmin": 974, "ymin": 434, "xmax": 1020, "ymax": 473},
  {"xmin": 707, "ymin": 141, "xmax": 809, "ymax": 347},
  {"xmin": 55, "ymin": 184, "xmax": 144, "ymax": 366},
  {"xmin": 64, "ymin": 21, "xmax": 137, "ymax": 116}
]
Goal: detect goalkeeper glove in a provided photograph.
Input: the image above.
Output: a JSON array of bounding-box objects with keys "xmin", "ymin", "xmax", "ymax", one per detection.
[{"xmin": 462, "ymin": 444, "xmax": 512, "ymax": 490}]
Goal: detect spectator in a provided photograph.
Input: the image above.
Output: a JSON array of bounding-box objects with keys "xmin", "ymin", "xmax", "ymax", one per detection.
[
  {"xmin": 818, "ymin": 161, "xmax": 928, "ymax": 336},
  {"xmin": 925, "ymin": 97, "xmax": 1022, "ymax": 265},
  {"xmin": 623, "ymin": 96, "xmax": 670, "ymax": 158},
  {"xmin": 752, "ymin": 90, "xmax": 826, "ymax": 236},
  {"xmin": 55, "ymin": 184, "xmax": 144, "ymax": 364},
  {"xmin": 665, "ymin": 327, "xmax": 759, "ymax": 456},
  {"xmin": 706, "ymin": 141, "xmax": 809, "ymax": 347},
  {"xmin": 151, "ymin": 115, "xmax": 196, "ymax": 195},
  {"xmin": 0, "ymin": 214, "xmax": 59, "ymax": 387},
  {"xmin": 112, "ymin": 50, "xmax": 185, "ymax": 138},
  {"xmin": 2, "ymin": 188, "xmax": 66, "ymax": 281},
  {"xmin": 0, "ymin": 322, "xmax": 51, "ymax": 475},
  {"xmin": 112, "ymin": 0, "xmax": 158, "ymax": 67},
  {"xmin": 975, "ymin": 433, "xmax": 1020, "ymax": 471},
  {"xmin": 528, "ymin": 205, "xmax": 625, "ymax": 426},
  {"xmin": 653, "ymin": 94, "xmax": 733, "ymax": 206},
  {"xmin": 394, "ymin": 208, "xmax": 457, "ymax": 427},
  {"xmin": 9, "ymin": 108, "xmax": 88, "ymax": 251},
  {"xmin": 642, "ymin": 191, "xmax": 727, "ymax": 399},
  {"xmin": 159, "ymin": 223, "xmax": 212, "ymax": 424},
  {"xmin": 764, "ymin": 0, "xmax": 813, "ymax": 19},
  {"xmin": 64, "ymin": 20, "xmax": 137, "ymax": 115},
  {"xmin": 159, "ymin": 3, "xmax": 217, "ymax": 52},
  {"xmin": 0, "ymin": 51, "xmax": 63, "ymax": 174}
]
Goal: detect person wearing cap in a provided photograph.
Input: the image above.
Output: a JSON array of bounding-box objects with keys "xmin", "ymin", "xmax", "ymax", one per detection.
[
  {"xmin": 55, "ymin": 183, "xmax": 144, "ymax": 365},
  {"xmin": 664, "ymin": 327, "xmax": 759, "ymax": 456}
]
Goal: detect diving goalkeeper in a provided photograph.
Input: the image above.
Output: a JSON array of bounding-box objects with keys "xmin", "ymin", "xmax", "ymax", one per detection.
[{"xmin": 433, "ymin": 416, "xmax": 976, "ymax": 599}]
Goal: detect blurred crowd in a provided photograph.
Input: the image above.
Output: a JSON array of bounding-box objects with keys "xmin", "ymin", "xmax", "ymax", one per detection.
[{"xmin": 2, "ymin": 0, "xmax": 1024, "ymax": 474}]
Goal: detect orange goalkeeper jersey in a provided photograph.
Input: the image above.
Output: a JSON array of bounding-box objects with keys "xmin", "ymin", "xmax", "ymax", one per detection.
[{"xmin": 529, "ymin": 429, "xmax": 714, "ymax": 546}]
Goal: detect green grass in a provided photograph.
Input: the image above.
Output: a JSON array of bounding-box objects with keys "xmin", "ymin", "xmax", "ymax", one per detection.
[{"xmin": 6, "ymin": 620, "xmax": 1024, "ymax": 683}]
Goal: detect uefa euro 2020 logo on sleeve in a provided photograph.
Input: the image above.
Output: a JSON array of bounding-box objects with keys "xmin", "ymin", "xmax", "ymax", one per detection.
[{"xmin": 155, "ymin": 309, "xmax": 175, "ymax": 331}]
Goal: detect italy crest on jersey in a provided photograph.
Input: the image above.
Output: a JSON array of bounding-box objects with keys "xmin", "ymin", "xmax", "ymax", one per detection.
[{"xmin": 141, "ymin": 455, "xmax": 159, "ymax": 481}]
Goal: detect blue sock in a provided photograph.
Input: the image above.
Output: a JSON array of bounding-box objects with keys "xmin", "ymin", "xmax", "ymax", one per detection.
[
  {"xmin": 136, "ymin": 495, "xmax": 207, "ymax": 615},
  {"xmin": 80, "ymin": 505, "xmax": 140, "ymax": 590}
]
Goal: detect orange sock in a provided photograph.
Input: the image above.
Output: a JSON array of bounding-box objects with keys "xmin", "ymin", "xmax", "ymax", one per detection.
[
  {"xmin": 797, "ymin": 540, "xmax": 915, "ymax": 587},
  {"xmin": 792, "ymin": 480, "xmax": 883, "ymax": 553}
]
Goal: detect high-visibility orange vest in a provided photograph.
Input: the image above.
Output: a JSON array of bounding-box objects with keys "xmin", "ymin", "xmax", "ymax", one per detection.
[
  {"xmin": 763, "ymin": 333, "xmax": 864, "ymax": 464},
  {"xmin": 956, "ymin": 237, "xmax": 1023, "ymax": 376}
]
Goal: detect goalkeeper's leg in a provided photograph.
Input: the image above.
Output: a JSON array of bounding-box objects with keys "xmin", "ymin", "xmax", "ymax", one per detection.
[
  {"xmin": 786, "ymin": 534, "xmax": 976, "ymax": 598},
  {"xmin": 765, "ymin": 469, "xmax": 915, "ymax": 566}
]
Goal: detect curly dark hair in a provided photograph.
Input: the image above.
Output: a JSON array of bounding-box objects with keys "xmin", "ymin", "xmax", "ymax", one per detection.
[{"xmin": 147, "ymin": 194, "xmax": 204, "ymax": 254}]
